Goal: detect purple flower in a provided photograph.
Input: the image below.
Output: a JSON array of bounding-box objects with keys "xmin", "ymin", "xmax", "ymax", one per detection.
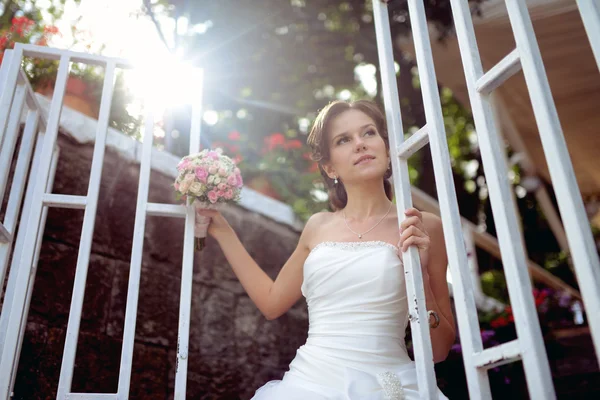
[
  {"xmin": 481, "ymin": 330, "xmax": 496, "ymax": 343},
  {"xmin": 558, "ymin": 291, "xmax": 572, "ymax": 308}
]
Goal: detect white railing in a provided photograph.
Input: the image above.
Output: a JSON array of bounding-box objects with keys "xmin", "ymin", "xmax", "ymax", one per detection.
[
  {"xmin": 0, "ymin": 48, "xmax": 53, "ymax": 398},
  {"xmin": 0, "ymin": 44, "xmax": 204, "ymax": 399},
  {"xmin": 1, "ymin": 0, "xmax": 599, "ymax": 397},
  {"xmin": 577, "ymin": 0, "xmax": 600, "ymax": 72},
  {"xmin": 372, "ymin": 0, "xmax": 600, "ymax": 398}
]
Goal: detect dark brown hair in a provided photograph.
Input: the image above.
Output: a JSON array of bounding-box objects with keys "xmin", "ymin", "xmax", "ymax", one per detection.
[{"xmin": 307, "ymin": 100, "xmax": 393, "ymax": 210}]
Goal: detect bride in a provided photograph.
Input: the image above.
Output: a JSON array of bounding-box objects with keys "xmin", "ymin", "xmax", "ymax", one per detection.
[{"xmin": 197, "ymin": 100, "xmax": 454, "ymax": 399}]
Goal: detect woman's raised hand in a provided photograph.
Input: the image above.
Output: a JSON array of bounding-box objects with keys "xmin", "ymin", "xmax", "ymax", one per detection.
[{"xmin": 196, "ymin": 208, "xmax": 233, "ymax": 241}]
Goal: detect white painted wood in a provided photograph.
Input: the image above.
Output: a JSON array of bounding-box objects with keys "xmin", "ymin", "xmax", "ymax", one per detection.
[
  {"xmin": 174, "ymin": 205, "xmax": 196, "ymax": 399},
  {"xmin": 473, "ymin": 339, "xmax": 522, "ymax": 370},
  {"xmin": 66, "ymin": 394, "xmax": 117, "ymax": 400},
  {"xmin": 0, "ymin": 85, "xmax": 26, "ymax": 203},
  {"xmin": 475, "ymin": 49, "xmax": 522, "ymax": 94},
  {"xmin": 0, "ymin": 134, "xmax": 43, "ymax": 363},
  {"xmin": 0, "ymin": 48, "xmax": 22, "ymax": 149},
  {"xmin": 577, "ymin": 0, "xmax": 600, "ymax": 72},
  {"xmin": 0, "ymin": 111, "xmax": 39, "ymax": 302},
  {"xmin": 116, "ymin": 111, "xmax": 155, "ymax": 398},
  {"xmin": 0, "ymin": 50, "xmax": 10, "ymax": 96},
  {"xmin": 505, "ymin": 0, "xmax": 600, "ymax": 364},
  {"xmin": 397, "ymin": 125, "xmax": 429, "ymax": 159},
  {"xmin": 0, "ymin": 52, "xmax": 70, "ymax": 398},
  {"xmin": 372, "ymin": 2, "xmax": 438, "ymax": 397},
  {"xmin": 147, "ymin": 203, "xmax": 187, "ymax": 218},
  {"xmin": 18, "ymin": 44, "xmax": 133, "ymax": 69},
  {"xmin": 173, "ymin": 68, "xmax": 203, "ymax": 399},
  {"xmin": 490, "ymin": 96, "xmax": 569, "ymax": 252},
  {"xmin": 8, "ymin": 146, "xmax": 59, "ymax": 396},
  {"xmin": 189, "ymin": 69, "xmax": 204, "ymax": 153},
  {"xmin": 449, "ymin": 0, "xmax": 556, "ymax": 398},
  {"xmin": 41, "ymin": 194, "xmax": 87, "ymax": 209},
  {"xmin": 56, "ymin": 61, "xmax": 117, "ymax": 399}
]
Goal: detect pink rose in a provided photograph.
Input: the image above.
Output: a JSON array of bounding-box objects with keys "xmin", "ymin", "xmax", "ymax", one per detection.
[
  {"xmin": 218, "ymin": 183, "xmax": 227, "ymax": 191},
  {"xmin": 225, "ymin": 189, "xmax": 233, "ymax": 199},
  {"xmin": 227, "ymin": 175, "xmax": 237, "ymax": 186},
  {"xmin": 207, "ymin": 190, "xmax": 218, "ymax": 203},
  {"xmin": 208, "ymin": 151, "xmax": 219, "ymax": 160},
  {"xmin": 178, "ymin": 159, "xmax": 191, "ymax": 171},
  {"xmin": 218, "ymin": 168, "xmax": 228, "ymax": 176},
  {"xmin": 173, "ymin": 182, "xmax": 180, "ymax": 191},
  {"xmin": 208, "ymin": 166, "xmax": 218, "ymax": 175},
  {"xmin": 236, "ymin": 173, "xmax": 243, "ymax": 187},
  {"xmin": 234, "ymin": 167, "xmax": 240, "ymax": 175},
  {"xmin": 195, "ymin": 167, "xmax": 208, "ymax": 183}
]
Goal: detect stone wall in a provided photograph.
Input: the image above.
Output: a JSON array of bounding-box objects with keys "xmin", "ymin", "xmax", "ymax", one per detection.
[{"xmin": 10, "ymin": 135, "xmax": 308, "ymax": 399}]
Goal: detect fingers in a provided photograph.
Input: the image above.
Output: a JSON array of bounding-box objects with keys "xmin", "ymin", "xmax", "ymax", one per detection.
[
  {"xmin": 196, "ymin": 208, "xmax": 218, "ymax": 217},
  {"xmin": 400, "ymin": 215, "xmax": 421, "ymax": 231},
  {"xmin": 401, "ymin": 236, "xmax": 430, "ymax": 253},
  {"xmin": 404, "ymin": 207, "xmax": 422, "ymax": 219},
  {"xmin": 399, "ymin": 208, "xmax": 428, "ymax": 252}
]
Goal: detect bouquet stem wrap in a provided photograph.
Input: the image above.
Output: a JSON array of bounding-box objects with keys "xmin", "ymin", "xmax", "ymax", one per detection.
[{"xmin": 193, "ymin": 201, "xmax": 219, "ymax": 251}]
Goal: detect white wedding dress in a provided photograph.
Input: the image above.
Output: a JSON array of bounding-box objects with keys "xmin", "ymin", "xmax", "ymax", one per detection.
[{"xmin": 251, "ymin": 241, "xmax": 449, "ymax": 400}]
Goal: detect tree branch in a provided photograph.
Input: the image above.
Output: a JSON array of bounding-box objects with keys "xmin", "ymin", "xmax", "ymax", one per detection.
[{"xmin": 142, "ymin": 0, "xmax": 173, "ymax": 53}]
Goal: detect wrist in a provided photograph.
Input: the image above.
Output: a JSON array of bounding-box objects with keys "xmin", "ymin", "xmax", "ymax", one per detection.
[{"xmin": 214, "ymin": 226, "xmax": 235, "ymax": 244}]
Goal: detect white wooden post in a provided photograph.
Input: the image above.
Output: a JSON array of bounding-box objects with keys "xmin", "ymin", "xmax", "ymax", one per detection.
[
  {"xmin": 0, "ymin": 47, "xmax": 71, "ymax": 398},
  {"xmin": 373, "ymin": 1, "xmax": 480, "ymax": 398},
  {"xmin": 505, "ymin": 0, "xmax": 600, "ymax": 363},
  {"xmin": 577, "ymin": 0, "xmax": 600, "ymax": 72},
  {"xmin": 56, "ymin": 61, "xmax": 117, "ymax": 397},
  {"xmin": 174, "ymin": 69, "xmax": 204, "ymax": 399},
  {"xmin": 0, "ymin": 115, "xmax": 40, "ymax": 356}
]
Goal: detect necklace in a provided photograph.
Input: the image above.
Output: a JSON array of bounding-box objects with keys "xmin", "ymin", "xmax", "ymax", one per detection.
[{"xmin": 343, "ymin": 202, "xmax": 393, "ymax": 239}]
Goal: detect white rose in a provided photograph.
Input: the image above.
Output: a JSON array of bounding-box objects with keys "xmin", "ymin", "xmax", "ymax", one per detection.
[
  {"xmin": 214, "ymin": 177, "xmax": 221, "ymax": 184},
  {"xmin": 189, "ymin": 182, "xmax": 203, "ymax": 195}
]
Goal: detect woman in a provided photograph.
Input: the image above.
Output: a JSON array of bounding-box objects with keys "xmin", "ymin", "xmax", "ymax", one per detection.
[{"xmin": 198, "ymin": 100, "xmax": 454, "ymax": 399}]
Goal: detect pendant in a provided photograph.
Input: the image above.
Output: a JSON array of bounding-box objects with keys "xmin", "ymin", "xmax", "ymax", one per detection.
[{"xmin": 358, "ymin": 234, "xmax": 362, "ymax": 239}]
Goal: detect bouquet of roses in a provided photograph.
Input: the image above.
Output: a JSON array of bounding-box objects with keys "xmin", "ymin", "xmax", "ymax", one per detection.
[{"xmin": 174, "ymin": 148, "xmax": 243, "ymax": 251}]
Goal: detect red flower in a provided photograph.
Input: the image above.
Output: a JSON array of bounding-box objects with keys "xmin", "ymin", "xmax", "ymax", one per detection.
[
  {"xmin": 490, "ymin": 316, "xmax": 509, "ymax": 329},
  {"xmin": 308, "ymin": 162, "xmax": 319, "ymax": 173},
  {"xmin": 285, "ymin": 139, "xmax": 303, "ymax": 150},
  {"xmin": 228, "ymin": 131, "xmax": 241, "ymax": 141},
  {"xmin": 264, "ymin": 133, "xmax": 286, "ymax": 151}
]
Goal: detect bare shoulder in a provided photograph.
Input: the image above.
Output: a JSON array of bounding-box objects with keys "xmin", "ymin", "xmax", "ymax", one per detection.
[
  {"xmin": 422, "ymin": 211, "xmax": 443, "ymax": 235},
  {"xmin": 299, "ymin": 211, "xmax": 335, "ymax": 249}
]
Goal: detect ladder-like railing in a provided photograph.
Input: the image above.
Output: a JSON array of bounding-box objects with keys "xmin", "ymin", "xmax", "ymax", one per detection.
[
  {"xmin": 1, "ymin": 0, "xmax": 599, "ymax": 398},
  {"xmin": 0, "ymin": 44, "xmax": 204, "ymax": 399},
  {"xmin": 373, "ymin": 0, "xmax": 600, "ymax": 398}
]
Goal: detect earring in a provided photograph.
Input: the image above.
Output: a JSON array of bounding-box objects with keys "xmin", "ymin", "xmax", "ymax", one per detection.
[{"xmin": 334, "ymin": 176, "xmax": 338, "ymax": 184}]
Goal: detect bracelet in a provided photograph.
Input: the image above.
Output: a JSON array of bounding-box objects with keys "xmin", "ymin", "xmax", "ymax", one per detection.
[{"xmin": 428, "ymin": 310, "xmax": 440, "ymax": 329}]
